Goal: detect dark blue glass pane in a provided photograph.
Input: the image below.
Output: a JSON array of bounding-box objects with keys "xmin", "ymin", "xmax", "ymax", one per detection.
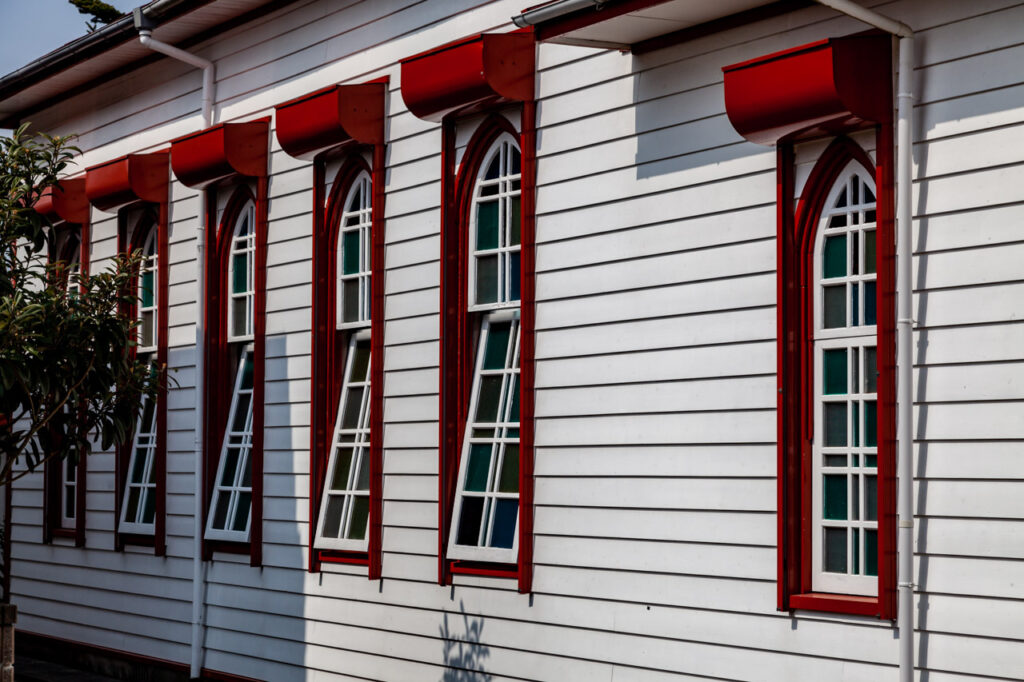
[{"xmin": 489, "ymin": 499, "xmax": 518, "ymax": 549}]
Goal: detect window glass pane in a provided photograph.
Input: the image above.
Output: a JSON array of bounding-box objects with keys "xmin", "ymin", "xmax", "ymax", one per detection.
[
  {"xmin": 865, "ymin": 454, "xmax": 877, "ymax": 468},
  {"xmin": 342, "ymin": 231, "xmax": 360, "ymax": 275},
  {"xmin": 825, "ymin": 454, "xmax": 846, "ymax": 467},
  {"xmin": 212, "ymin": 493, "xmax": 230, "ymax": 530},
  {"xmin": 865, "ymin": 529, "xmax": 878, "ymax": 576},
  {"xmin": 330, "ymin": 449, "xmax": 353, "ymax": 490},
  {"xmin": 864, "ymin": 400, "xmax": 877, "ymax": 447},
  {"xmin": 476, "ymin": 202, "xmax": 499, "ymax": 250},
  {"xmin": 823, "ymin": 235, "xmax": 846, "ymax": 279},
  {"xmin": 220, "ymin": 449, "xmax": 239, "ymax": 486},
  {"xmin": 850, "ymin": 282, "xmax": 859, "ymax": 326},
  {"xmin": 480, "ymin": 183, "xmax": 499, "ymax": 198},
  {"xmin": 354, "ymin": 453, "xmax": 370, "ymax": 490},
  {"xmin": 828, "ymin": 214, "xmax": 847, "ymax": 228},
  {"xmin": 864, "ymin": 185, "xmax": 875, "ymax": 203},
  {"xmin": 240, "ymin": 451, "xmax": 252, "ymax": 488},
  {"xmin": 484, "ymin": 155, "xmax": 501, "ymax": 180},
  {"xmin": 231, "ymin": 393, "xmax": 251, "ymax": 432},
  {"xmin": 347, "ymin": 496, "xmax": 369, "ymax": 540},
  {"xmin": 342, "ymin": 387, "xmax": 364, "ymax": 429},
  {"xmin": 348, "ymin": 186, "xmax": 362, "ymax": 211},
  {"xmin": 823, "ymin": 474, "xmax": 848, "ymax": 520},
  {"xmin": 509, "ymin": 251, "xmax": 521, "ymax": 303},
  {"xmin": 823, "ymin": 349, "xmax": 847, "ymax": 395},
  {"xmin": 489, "ymin": 499, "xmax": 518, "ymax": 549},
  {"xmin": 231, "ymin": 299, "xmax": 247, "ymax": 337},
  {"xmin": 142, "ymin": 488, "xmax": 156, "ymax": 524},
  {"xmin": 141, "ymin": 270, "xmax": 155, "ymax": 308},
  {"xmin": 476, "ymin": 255, "xmax": 498, "ymax": 304},
  {"xmin": 864, "ymin": 230, "xmax": 876, "ymax": 274},
  {"xmin": 864, "ymin": 209, "xmax": 877, "ymax": 224},
  {"xmin": 509, "ymin": 197, "xmax": 521, "ymax": 246},
  {"xmin": 125, "ymin": 488, "xmax": 140, "ymax": 522},
  {"xmin": 852, "ymin": 402, "xmax": 860, "ymax": 447},
  {"xmin": 465, "ymin": 444, "xmax": 491, "ymax": 492},
  {"xmin": 342, "ymin": 281, "xmax": 359, "ymax": 322},
  {"xmin": 232, "ymin": 253, "xmax": 247, "ymax": 294},
  {"xmin": 231, "ymin": 492, "xmax": 251, "ymax": 532},
  {"xmin": 472, "ymin": 428, "xmax": 495, "ymax": 439},
  {"xmin": 498, "ymin": 446, "xmax": 519, "ymax": 493},
  {"xmin": 823, "ymin": 285, "xmax": 846, "ymax": 328},
  {"xmin": 864, "ymin": 281, "xmax": 877, "ymax": 326},
  {"xmin": 455, "ymin": 496, "xmax": 484, "ymax": 546},
  {"xmin": 510, "ymin": 148, "xmax": 521, "ymax": 175},
  {"xmin": 851, "ymin": 178, "xmax": 860, "ymax": 204},
  {"xmin": 824, "ymin": 403, "xmax": 847, "ymax": 447},
  {"xmin": 240, "ymin": 353, "xmax": 254, "ymax": 390},
  {"xmin": 475, "ymin": 376, "xmax": 501, "ymax": 423},
  {"xmin": 509, "ymin": 375, "xmax": 520, "ymax": 423},
  {"xmin": 834, "ymin": 187, "xmax": 847, "ymax": 208},
  {"xmin": 864, "ymin": 347, "xmax": 877, "ymax": 393},
  {"xmin": 865, "ymin": 475, "xmax": 878, "ymax": 521},
  {"xmin": 823, "ymin": 527, "xmax": 847, "ymax": 573},
  {"xmin": 322, "ymin": 496, "xmax": 344, "ymax": 538},
  {"xmin": 141, "ymin": 312, "xmax": 155, "ymax": 347},
  {"xmin": 483, "ymin": 322, "xmax": 511, "ymax": 370},
  {"xmin": 351, "ymin": 340, "xmax": 371, "ymax": 381},
  {"xmin": 851, "ymin": 474, "xmax": 860, "ymax": 520}
]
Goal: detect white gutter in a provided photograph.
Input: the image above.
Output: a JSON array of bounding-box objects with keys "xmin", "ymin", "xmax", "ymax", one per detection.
[
  {"xmin": 813, "ymin": 3, "xmax": 915, "ymax": 682},
  {"xmin": 134, "ymin": 8, "xmax": 215, "ymax": 680},
  {"xmin": 512, "ymin": 0, "xmax": 606, "ymax": 28}
]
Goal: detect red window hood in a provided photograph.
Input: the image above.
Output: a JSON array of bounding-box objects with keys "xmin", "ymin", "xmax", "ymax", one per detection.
[
  {"xmin": 85, "ymin": 151, "xmax": 169, "ymax": 212},
  {"xmin": 35, "ymin": 177, "xmax": 89, "ymax": 224},
  {"xmin": 275, "ymin": 82, "xmax": 386, "ymax": 159},
  {"xmin": 170, "ymin": 120, "xmax": 269, "ymax": 188},
  {"xmin": 400, "ymin": 32, "xmax": 534, "ymax": 122},
  {"xmin": 723, "ymin": 33, "xmax": 892, "ymax": 146}
]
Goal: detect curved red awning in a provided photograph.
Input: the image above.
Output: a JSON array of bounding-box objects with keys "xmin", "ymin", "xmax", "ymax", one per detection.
[
  {"xmin": 275, "ymin": 82, "xmax": 386, "ymax": 159},
  {"xmin": 35, "ymin": 177, "xmax": 89, "ymax": 224},
  {"xmin": 170, "ymin": 120, "xmax": 269, "ymax": 188},
  {"xmin": 723, "ymin": 33, "xmax": 892, "ymax": 146},
  {"xmin": 400, "ymin": 32, "xmax": 534, "ymax": 122},
  {"xmin": 85, "ymin": 151, "xmax": 169, "ymax": 212}
]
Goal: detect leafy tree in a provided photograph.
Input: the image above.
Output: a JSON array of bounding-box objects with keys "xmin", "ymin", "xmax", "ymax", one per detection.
[
  {"xmin": 68, "ymin": 0, "xmax": 123, "ymax": 33},
  {"xmin": 0, "ymin": 124, "xmax": 160, "ymax": 485}
]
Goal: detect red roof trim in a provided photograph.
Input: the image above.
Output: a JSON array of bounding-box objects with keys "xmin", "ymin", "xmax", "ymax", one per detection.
[
  {"xmin": 722, "ymin": 33, "xmax": 892, "ymax": 145},
  {"xmin": 35, "ymin": 177, "xmax": 89, "ymax": 224},
  {"xmin": 275, "ymin": 82, "xmax": 386, "ymax": 159},
  {"xmin": 85, "ymin": 151, "xmax": 169, "ymax": 212},
  {"xmin": 400, "ymin": 32, "xmax": 535, "ymax": 122},
  {"xmin": 170, "ymin": 119, "xmax": 269, "ymax": 188}
]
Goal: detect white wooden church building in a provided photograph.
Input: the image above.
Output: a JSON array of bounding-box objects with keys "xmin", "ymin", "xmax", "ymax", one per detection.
[{"xmin": 1, "ymin": 0, "xmax": 1022, "ymax": 679}]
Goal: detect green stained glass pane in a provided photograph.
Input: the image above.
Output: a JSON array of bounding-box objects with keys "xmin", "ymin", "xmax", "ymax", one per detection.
[
  {"xmin": 865, "ymin": 475, "xmax": 878, "ymax": 521},
  {"xmin": 476, "ymin": 201, "xmax": 499, "ymax": 250},
  {"xmin": 823, "ymin": 349, "xmax": 847, "ymax": 395},
  {"xmin": 823, "ymin": 285, "xmax": 845, "ymax": 328},
  {"xmin": 342, "ymin": 231, "xmax": 360, "ymax": 275},
  {"xmin": 231, "ymin": 492, "xmax": 251, "ymax": 532},
  {"xmin": 456, "ymin": 496, "xmax": 484, "ymax": 546},
  {"xmin": 499, "ymin": 445, "xmax": 519, "ymax": 493},
  {"xmin": 823, "ymin": 235, "xmax": 847, "ymax": 278},
  {"xmin": 347, "ymin": 496, "xmax": 369, "ymax": 540},
  {"xmin": 823, "ymin": 474, "xmax": 848, "ymax": 520},
  {"xmin": 342, "ymin": 387, "xmax": 363, "ymax": 429},
  {"xmin": 351, "ymin": 339, "xmax": 371, "ymax": 381},
  {"xmin": 466, "ymin": 444, "xmax": 491, "ymax": 492},
  {"xmin": 865, "ymin": 400, "xmax": 877, "ymax": 447},
  {"xmin": 864, "ymin": 347, "xmax": 877, "ymax": 393},
  {"xmin": 142, "ymin": 488, "xmax": 156, "ymax": 524},
  {"xmin": 510, "ymin": 197, "xmax": 521, "ymax": 246},
  {"xmin": 852, "ymin": 528, "xmax": 860, "ymax": 575},
  {"xmin": 865, "ymin": 529, "xmax": 878, "ymax": 576},
  {"xmin": 489, "ymin": 499, "xmax": 518, "ymax": 549},
  {"xmin": 852, "ymin": 401, "xmax": 860, "ymax": 447},
  {"xmin": 330, "ymin": 449, "xmax": 353, "ymax": 490},
  {"xmin": 824, "ymin": 527, "xmax": 847, "ymax": 573},
  {"xmin": 141, "ymin": 270, "xmax": 155, "ymax": 307},
  {"xmin": 322, "ymin": 496, "xmax": 344, "ymax": 538},
  {"xmin": 864, "ymin": 230, "xmax": 877, "ymax": 274},
  {"xmin": 865, "ymin": 454, "xmax": 877, "ymax": 468},
  {"xmin": 507, "ymin": 428, "xmax": 519, "ymax": 439},
  {"xmin": 342, "ymin": 281, "xmax": 359, "ymax": 322},
  {"xmin": 484, "ymin": 322, "xmax": 511, "ymax": 370},
  {"xmin": 232, "ymin": 253, "xmax": 247, "ymax": 294},
  {"xmin": 476, "ymin": 255, "xmax": 498, "ymax": 304},
  {"xmin": 476, "ymin": 375, "xmax": 501, "ymax": 423},
  {"xmin": 864, "ymin": 281, "xmax": 877, "ymax": 326},
  {"xmin": 824, "ymin": 402, "xmax": 847, "ymax": 447}
]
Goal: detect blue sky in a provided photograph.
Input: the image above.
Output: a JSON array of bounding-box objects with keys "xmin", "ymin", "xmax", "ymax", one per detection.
[{"xmin": 0, "ymin": 0, "xmax": 135, "ymax": 77}]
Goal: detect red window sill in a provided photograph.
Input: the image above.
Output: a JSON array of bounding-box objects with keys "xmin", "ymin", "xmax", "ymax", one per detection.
[
  {"xmin": 50, "ymin": 528, "xmax": 77, "ymax": 540},
  {"xmin": 317, "ymin": 550, "xmax": 368, "ymax": 567},
  {"xmin": 789, "ymin": 592, "xmax": 885, "ymax": 618},
  {"xmin": 119, "ymin": 533, "xmax": 155, "ymax": 548},
  {"xmin": 206, "ymin": 539, "xmax": 250, "ymax": 556},
  {"xmin": 449, "ymin": 560, "xmax": 517, "ymax": 579}
]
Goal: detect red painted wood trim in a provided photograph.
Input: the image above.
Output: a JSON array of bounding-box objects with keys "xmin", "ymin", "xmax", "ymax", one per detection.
[
  {"xmin": 368, "ymin": 139, "xmax": 387, "ymax": 581},
  {"xmin": 74, "ymin": 219, "xmax": 90, "ymax": 548},
  {"xmin": 85, "ymin": 151, "xmax": 169, "ymax": 212},
  {"xmin": 437, "ymin": 118, "xmax": 457, "ymax": 587},
  {"xmin": 723, "ymin": 33, "xmax": 892, "ymax": 145},
  {"xmin": 170, "ymin": 120, "xmax": 269, "ymax": 189},
  {"xmin": 400, "ymin": 32, "xmax": 534, "ymax": 122},
  {"xmin": 18, "ymin": 631, "xmax": 264, "ymax": 682},
  {"xmin": 35, "ymin": 177, "xmax": 90, "ymax": 224},
  {"xmin": 309, "ymin": 157, "xmax": 327, "ymax": 574},
  {"xmin": 201, "ymin": 188, "xmax": 218, "ymax": 561},
  {"xmin": 776, "ymin": 142, "xmax": 796, "ymax": 611},
  {"xmin": 450, "ymin": 561, "xmax": 517, "ymax": 579},
  {"xmin": 788, "ymin": 592, "xmax": 882, "ymax": 617},
  {"xmin": 533, "ymin": 0, "xmax": 670, "ymax": 43},
  {"xmin": 275, "ymin": 82, "xmax": 386, "ymax": 159},
  {"xmin": 250, "ymin": 174, "xmax": 269, "ymax": 568}
]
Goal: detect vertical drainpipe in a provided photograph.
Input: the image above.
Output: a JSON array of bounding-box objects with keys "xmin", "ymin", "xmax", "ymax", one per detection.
[
  {"xmin": 133, "ymin": 8, "xmax": 214, "ymax": 680},
  {"xmin": 812, "ymin": 3, "xmax": 916, "ymax": 682}
]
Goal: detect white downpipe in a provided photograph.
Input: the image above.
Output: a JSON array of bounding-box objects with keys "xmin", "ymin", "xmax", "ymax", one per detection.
[
  {"xmin": 814, "ymin": 4, "xmax": 915, "ymax": 682},
  {"xmin": 137, "ymin": 27, "xmax": 215, "ymax": 681}
]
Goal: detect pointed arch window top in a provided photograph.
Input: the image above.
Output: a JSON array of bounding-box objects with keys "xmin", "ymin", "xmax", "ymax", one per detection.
[
  {"xmin": 85, "ymin": 151, "xmax": 169, "ymax": 212},
  {"xmin": 723, "ymin": 33, "xmax": 892, "ymax": 146},
  {"xmin": 170, "ymin": 120, "xmax": 269, "ymax": 189}
]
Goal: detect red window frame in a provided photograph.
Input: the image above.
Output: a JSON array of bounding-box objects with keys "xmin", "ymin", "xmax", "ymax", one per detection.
[
  {"xmin": 437, "ymin": 109, "xmax": 538, "ymax": 592},
  {"xmin": 309, "ymin": 152, "xmax": 385, "ymax": 574},
  {"xmin": 43, "ymin": 223, "xmax": 90, "ymax": 547},
  {"xmin": 777, "ymin": 133, "xmax": 897, "ymax": 618},
  {"xmin": 202, "ymin": 182, "xmax": 268, "ymax": 565},
  {"xmin": 113, "ymin": 208, "xmax": 169, "ymax": 554}
]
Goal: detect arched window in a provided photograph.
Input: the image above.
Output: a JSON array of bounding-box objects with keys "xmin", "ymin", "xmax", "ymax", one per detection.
[
  {"xmin": 315, "ymin": 170, "xmax": 373, "ymax": 552},
  {"xmin": 120, "ymin": 221, "xmax": 159, "ymax": 535},
  {"xmin": 448, "ymin": 133, "xmax": 523, "ymax": 563},
  {"xmin": 812, "ymin": 162, "xmax": 878, "ymax": 595},
  {"xmin": 206, "ymin": 199, "xmax": 257, "ymax": 542}
]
